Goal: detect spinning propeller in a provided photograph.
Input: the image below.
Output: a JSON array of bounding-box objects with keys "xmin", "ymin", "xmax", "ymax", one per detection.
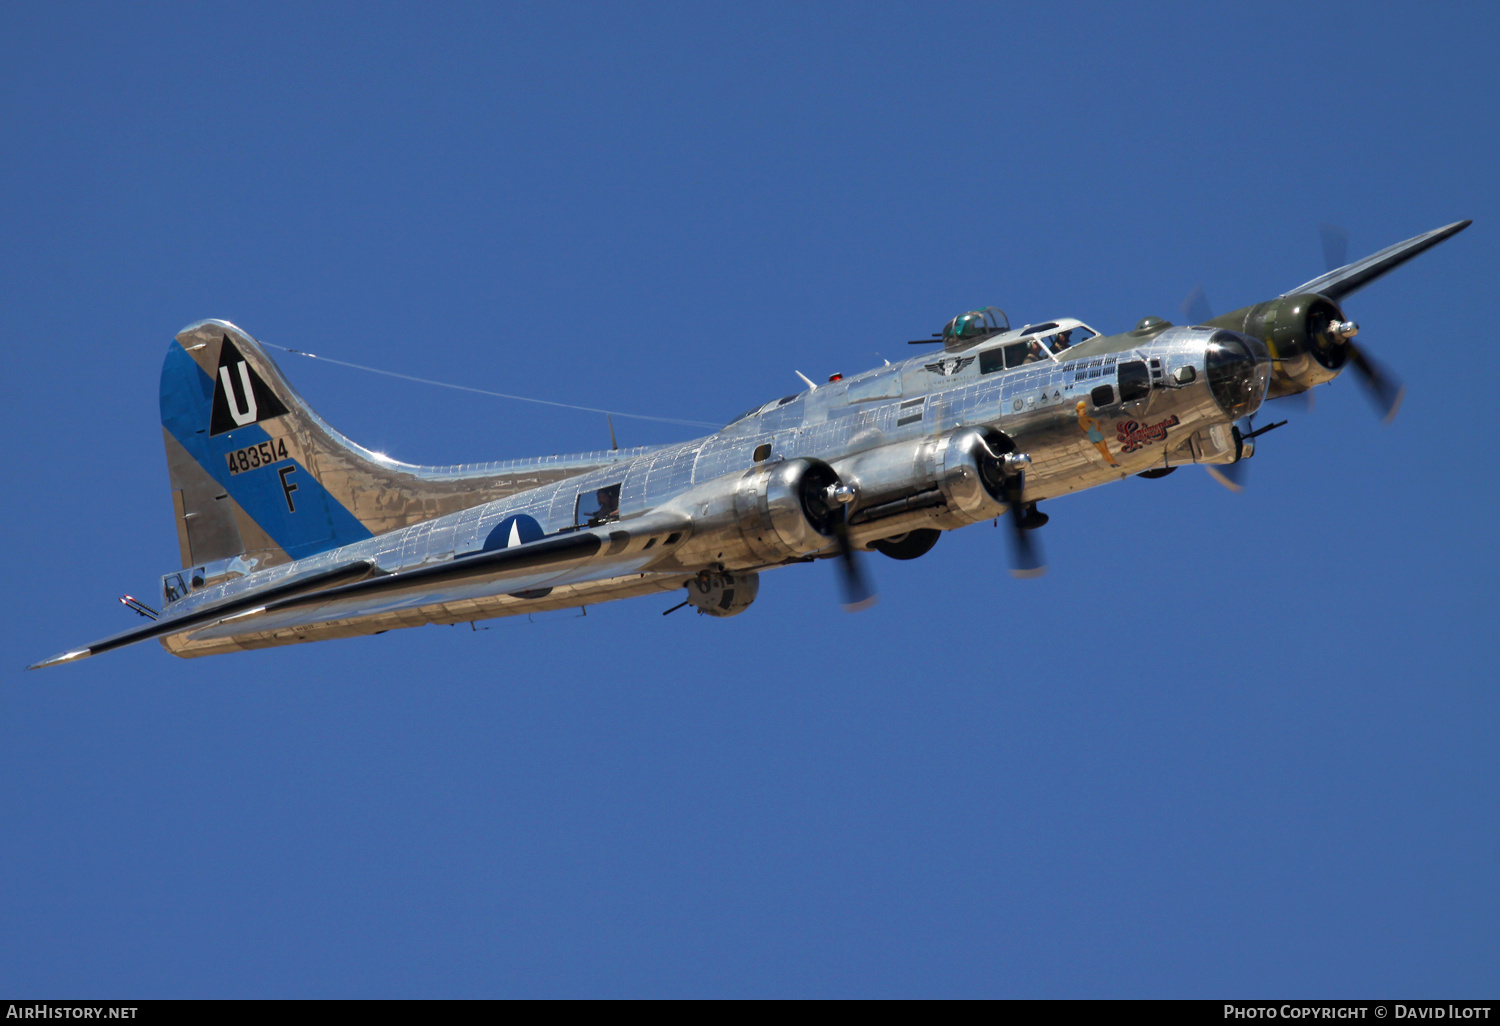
[
  {"xmin": 825, "ymin": 483, "xmax": 878, "ymax": 612},
  {"xmin": 1186, "ymin": 223, "xmax": 1406, "ymax": 493},
  {"xmin": 1001, "ymin": 455, "xmax": 1046, "ymax": 579},
  {"xmin": 1316, "ymin": 223, "xmax": 1405, "ymax": 423},
  {"xmin": 821, "ymin": 435, "xmax": 1046, "ymax": 611}
]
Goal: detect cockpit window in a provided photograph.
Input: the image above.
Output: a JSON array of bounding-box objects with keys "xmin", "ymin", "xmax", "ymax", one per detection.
[
  {"xmin": 1040, "ymin": 326, "xmax": 1095, "ymax": 354},
  {"xmin": 1003, "ymin": 339, "xmax": 1048, "ymax": 369}
]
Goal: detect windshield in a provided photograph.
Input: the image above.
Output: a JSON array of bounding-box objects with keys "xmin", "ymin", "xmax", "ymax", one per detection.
[{"xmin": 1037, "ymin": 325, "xmax": 1096, "ymax": 355}]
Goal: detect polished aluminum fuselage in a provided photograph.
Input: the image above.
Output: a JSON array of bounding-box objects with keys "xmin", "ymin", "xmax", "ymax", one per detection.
[{"xmin": 161, "ymin": 322, "xmax": 1263, "ymax": 656}]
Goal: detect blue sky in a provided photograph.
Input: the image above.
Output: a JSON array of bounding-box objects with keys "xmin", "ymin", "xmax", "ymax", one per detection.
[{"xmin": 2, "ymin": 1, "xmax": 1495, "ymax": 997}]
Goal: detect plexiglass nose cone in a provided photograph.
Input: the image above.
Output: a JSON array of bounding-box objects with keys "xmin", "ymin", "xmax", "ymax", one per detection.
[{"xmin": 1205, "ymin": 331, "xmax": 1270, "ymax": 419}]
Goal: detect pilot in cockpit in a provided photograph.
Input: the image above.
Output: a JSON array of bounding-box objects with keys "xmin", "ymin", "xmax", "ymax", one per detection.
[{"xmin": 1050, "ymin": 329, "xmax": 1073, "ymax": 353}]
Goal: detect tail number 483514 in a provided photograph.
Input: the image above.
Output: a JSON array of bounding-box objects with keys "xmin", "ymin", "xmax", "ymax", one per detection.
[{"xmin": 225, "ymin": 438, "xmax": 290, "ymax": 475}]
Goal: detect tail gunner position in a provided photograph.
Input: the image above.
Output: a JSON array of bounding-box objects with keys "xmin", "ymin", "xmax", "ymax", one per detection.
[{"xmin": 30, "ymin": 220, "xmax": 1471, "ymax": 668}]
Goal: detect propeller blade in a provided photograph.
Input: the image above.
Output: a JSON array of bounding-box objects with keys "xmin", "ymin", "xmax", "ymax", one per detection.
[
  {"xmin": 1320, "ymin": 223, "xmax": 1350, "ymax": 273},
  {"xmin": 1205, "ymin": 462, "xmax": 1247, "ymax": 493},
  {"xmin": 1003, "ymin": 473, "xmax": 1046, "ymax": 578},
  {"xmin": 1204, "ymin": 418, "xmax": 1253, "ymax": 492},
  {"xmin": 1345, "ymin": 341, "xmax": 1405, "ymax": 423},
  {"xmin": 1181, "ymin": 285, "xmax": 1214, "ymax": 326},
  {"xmin": 1269, "ymin": 387, "xmax": 1316, "ymax": 414},
  {"xmin": 832, "ymin": 509, "xmax": 877, "ymax": 612}
]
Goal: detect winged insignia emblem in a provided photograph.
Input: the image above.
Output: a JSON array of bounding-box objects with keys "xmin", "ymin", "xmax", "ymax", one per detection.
[{"xmin": 923, "ymin": 356, "xmax": 975, "ymax": 376}]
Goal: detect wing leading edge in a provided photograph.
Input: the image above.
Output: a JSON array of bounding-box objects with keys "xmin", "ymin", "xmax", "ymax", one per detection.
[{"xmin": 1285, "ymin": 219, "xmax": 1471, "ymax": 302}]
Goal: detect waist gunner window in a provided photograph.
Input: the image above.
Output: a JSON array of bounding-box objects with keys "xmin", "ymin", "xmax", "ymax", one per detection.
[{"xmin": 576, "ymin": 483, "xmax": 622, "ymax": 528}]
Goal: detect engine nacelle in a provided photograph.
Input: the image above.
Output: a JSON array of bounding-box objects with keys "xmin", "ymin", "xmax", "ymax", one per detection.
[
  {"xmin": 928, "ymin": 425, "xmax": 1014, "ymax": 525},
  {"xmin": 731, "ymin": 457, "xmax": 841, "ymax": 563},
  {"xmin": 685, "ymin": 571, "xmax": 760, "ymax": 617},
  {"xmin": 836, "ymin": 425, "xmax": 1014, "ymax": 536},
  {"xmin": 1209, "ymin": 292, "xmax": 1349, "ymax": 398}
]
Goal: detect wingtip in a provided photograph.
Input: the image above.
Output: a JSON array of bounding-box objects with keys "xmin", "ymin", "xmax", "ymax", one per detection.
[{"xmin": 27, "ymin": 649, "xmax": 91, "ymax": 671}]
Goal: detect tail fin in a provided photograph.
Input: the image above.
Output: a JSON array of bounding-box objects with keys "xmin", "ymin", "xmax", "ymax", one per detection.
[{"xmin": 160, "ymin": 319, "xmax": 632, "ymax": 571}]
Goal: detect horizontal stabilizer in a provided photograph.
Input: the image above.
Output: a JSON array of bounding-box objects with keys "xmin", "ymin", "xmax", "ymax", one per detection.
[{"xmin": 1285, "ymin": 219, "xmax": 1471, "ymax": 303}]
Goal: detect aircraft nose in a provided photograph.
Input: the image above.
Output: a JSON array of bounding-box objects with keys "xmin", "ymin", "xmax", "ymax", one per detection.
[{"xmin": 1204, "ymin": 330, "xmax": 1272, "ymax": 420}]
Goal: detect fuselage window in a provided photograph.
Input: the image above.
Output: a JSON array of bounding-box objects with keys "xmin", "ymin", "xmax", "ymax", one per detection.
[
  {"xmin": 1118, "ymin": 361, "xmax": 1151, "ymax": 402},
  {"xmin": 576, "ymin": 483, "xmax": 622, "ymax": 528},
  {"xmin": 980, "ymin": 348, "xmax": 1006, "ymax": 374},
  {"xmin": 1091, "ymin": 384, "xmax": 1116, "ymax": 408}
]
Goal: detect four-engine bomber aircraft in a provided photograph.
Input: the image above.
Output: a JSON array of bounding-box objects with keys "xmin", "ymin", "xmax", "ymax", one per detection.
[{"xmin": 30, "ymin": 220, "xmax": 1471, "ymax": 668}]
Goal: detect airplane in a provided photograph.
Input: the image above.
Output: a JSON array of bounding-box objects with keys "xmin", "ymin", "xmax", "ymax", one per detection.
[{"xmin": 29, "ymin": 219, "xmax": 1471, "ymax": 669}]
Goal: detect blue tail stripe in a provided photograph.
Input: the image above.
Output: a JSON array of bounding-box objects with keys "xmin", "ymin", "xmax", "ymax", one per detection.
[{"xmin": 161, "ymin": 342, "xmax": 373, "ymax": 560}]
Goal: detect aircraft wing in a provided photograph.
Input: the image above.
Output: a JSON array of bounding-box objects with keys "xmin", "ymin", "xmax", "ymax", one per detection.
[
  {"xmin": 184, "ymin": 532, "xmax": 611, "ymax": 641},
  {"xmin": 1284, "ymin": 219, "xmax": 1470, "ymax": 302},
  {"xmin": 27, "ymin": 560, "xmax": 381, "ymax": 669},
  {"xmin": 182, "ymin": 518, "xmax": 690, "ymax": 642},
  {"xmin": 29, "ymin": 517, "xmax": 685, "ymax": 668}
]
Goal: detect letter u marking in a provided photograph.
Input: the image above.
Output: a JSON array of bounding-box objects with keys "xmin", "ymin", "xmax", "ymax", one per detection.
[{"xmin": 219, "ymin": 362, "xmax": 258, "ymax": 426}]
